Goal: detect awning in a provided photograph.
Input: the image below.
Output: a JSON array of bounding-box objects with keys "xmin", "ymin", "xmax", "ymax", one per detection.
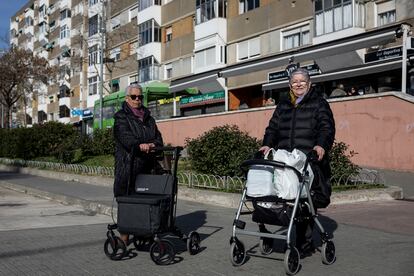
[
  {"xmin": 170, "ymin": 70, "xmax": 221, "ymax": 93},
  {"xmin": 169, "ymin": 23, "xmax": 399, "ymax": 91},
  {"xmin": 262, "ymin": 58, "xmax": 402, "ymax": 90},
  {"xmin": 220, "ymin": 25, "xmax": 397, "ymax": 78},
  {"xmin": 141, "ymin": 81, "xmax": 198, "ymax": 106}
]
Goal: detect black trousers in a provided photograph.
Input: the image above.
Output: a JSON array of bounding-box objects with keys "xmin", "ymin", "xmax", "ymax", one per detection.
[{"xmin": 295, "ymin": 207, "xmax": 316, "ymax": 251}]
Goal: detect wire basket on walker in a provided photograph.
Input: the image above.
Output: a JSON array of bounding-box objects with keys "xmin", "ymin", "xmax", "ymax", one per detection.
[
  {"xmin": 104, "ymin": 146, "xmax": 201, "ymax": 265},
  {"xmin": 229, "ymin": 149, "xmax": 336, "ymax": 275}
]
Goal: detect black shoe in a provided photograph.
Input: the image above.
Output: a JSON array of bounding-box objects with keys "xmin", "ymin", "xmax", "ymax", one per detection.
[
  {"xmin": 299, "ymin": 244, "xmax": 316, "ymax": 259},
  {"xmin": 259, "ymin": 224, "xmax": 273, "ymax": 248}
]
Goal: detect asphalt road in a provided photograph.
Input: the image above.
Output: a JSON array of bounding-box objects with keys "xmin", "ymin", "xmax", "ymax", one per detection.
[{"xmin": 0, "ymin": 186, "xmax": 413, "ymax": 276}]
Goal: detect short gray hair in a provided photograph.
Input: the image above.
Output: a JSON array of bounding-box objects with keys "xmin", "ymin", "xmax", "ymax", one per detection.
[
  {"xmin": 289, "ymin": 68, "xmax": 311, "ymax": 83},
  {"xmin": 126, "ymin": 83, "xmax": 142, "ymax": 96}
]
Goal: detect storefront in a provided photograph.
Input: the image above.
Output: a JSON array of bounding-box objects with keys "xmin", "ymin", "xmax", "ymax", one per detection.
[{"xmin": 179, "ymin": 90, "xmax": 225, "ymax": 116}]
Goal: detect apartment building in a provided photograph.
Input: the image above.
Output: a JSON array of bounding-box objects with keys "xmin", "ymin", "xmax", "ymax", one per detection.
[
  {"xmin": 9, "ymin": 0, "xmax": 414, "ymax": 128},
  {"xmin": 169, "ymin": 0, "xmax": 414, "ymax": 112}
]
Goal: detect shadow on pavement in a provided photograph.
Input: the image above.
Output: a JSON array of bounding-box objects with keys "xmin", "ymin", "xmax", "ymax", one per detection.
[{"xmin": 0, "ymin": 169, "xmax": 33, "ymax": 180}]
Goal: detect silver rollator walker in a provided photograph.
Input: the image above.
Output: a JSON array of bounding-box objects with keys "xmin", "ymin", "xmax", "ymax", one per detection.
[{"xmin": 229, "ymin": 151, "xmax": 336, "ymax": 275}]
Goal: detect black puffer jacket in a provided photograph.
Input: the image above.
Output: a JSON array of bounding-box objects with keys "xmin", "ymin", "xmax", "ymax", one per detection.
[
  {"xmin": 113, "ymin": 102, "xmax": 163, "ymax": 196},
  {"xmin": 263, "ymin": 88, "xmax": 335, "ymax": 207}
]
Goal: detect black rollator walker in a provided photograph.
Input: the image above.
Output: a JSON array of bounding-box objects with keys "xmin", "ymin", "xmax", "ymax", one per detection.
[
  {"xmin": 230, "ymin": 151, "xmax": 336, "ymax": 275},
  {"xmin": 104, "ymin": 146, "xmax": 201, "ymax": 265}
]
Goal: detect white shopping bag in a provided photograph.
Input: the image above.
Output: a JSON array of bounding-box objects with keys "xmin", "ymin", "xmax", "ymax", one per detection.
[
  {"xmin": 272, "ymin": 149, "xmax": 314, "ymax": 200},
  {"xmin": 246, "ymin": 149, "xmax": 277, "ymax": 197}
]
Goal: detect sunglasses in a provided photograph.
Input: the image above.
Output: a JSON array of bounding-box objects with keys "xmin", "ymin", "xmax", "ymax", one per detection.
[{"xmin": 129, "ymin": 94, "xmax": 144, "ymax": 100}]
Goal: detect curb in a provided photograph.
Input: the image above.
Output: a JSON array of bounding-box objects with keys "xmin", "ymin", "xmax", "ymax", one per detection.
[
  {"xmin": 0, "ymin": 165, "xmax": 403, "ymax": 214},
  {"xmin": 0, "ymin": 181, "xmax": 115, "ymax": 217}
]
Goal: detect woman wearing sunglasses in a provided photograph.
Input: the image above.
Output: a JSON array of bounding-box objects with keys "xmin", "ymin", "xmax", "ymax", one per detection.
[{"xmin": 113, "ymin": 83, "xmax": 164, "ymax": 243}]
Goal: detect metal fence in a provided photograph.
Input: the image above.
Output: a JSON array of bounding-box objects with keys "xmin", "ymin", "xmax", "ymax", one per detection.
[{"xmin": 0, "ymin": 158, "xmax": 384, "ymax": 192}]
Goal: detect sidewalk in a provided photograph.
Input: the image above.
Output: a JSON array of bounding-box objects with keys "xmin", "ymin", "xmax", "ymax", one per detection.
[{"xmin": 0, "ymin": 164, "xmax": 404, "ymax": 216}]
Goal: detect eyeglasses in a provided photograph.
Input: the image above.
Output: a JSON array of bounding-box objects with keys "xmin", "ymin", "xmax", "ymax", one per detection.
[
  {"xmin": 290, "ymin": 81, "xmax": 308, "ymax": 87},
  {"xmin": 129, "ymin": 94, "xmax": 144, "ymax": 101}
]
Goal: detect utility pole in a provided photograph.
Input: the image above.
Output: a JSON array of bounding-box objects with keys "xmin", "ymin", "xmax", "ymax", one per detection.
[
  {"xmin": 99, "ymin": 0, "xmax": 106, "ymax": 129},
  {"xmin": 81, "ymin": 0, "xmax": 88, "ymax": 110},
  {"xmin": 401, "ymin": 24, "xmax": 411, "ymax": 94}
]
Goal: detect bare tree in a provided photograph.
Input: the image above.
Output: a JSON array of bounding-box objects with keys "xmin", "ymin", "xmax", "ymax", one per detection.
[{"xmin": 0, "ymin": 47, "xmax": 56, "ymax": 128}]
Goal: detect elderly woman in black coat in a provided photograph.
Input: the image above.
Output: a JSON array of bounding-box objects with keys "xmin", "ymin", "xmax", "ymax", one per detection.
[
  {"xmin": 259, "ymin": 68, "xmax": 335, "ymax": 258},
  {"xmin": 113, "ymin": 83, "xmax": 163, "ymax": 242}
]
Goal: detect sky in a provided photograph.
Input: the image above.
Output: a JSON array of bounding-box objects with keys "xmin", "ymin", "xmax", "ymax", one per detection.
[{"xmin": 0, "ymin": 0, "xmax": 30, "ymax": 48}]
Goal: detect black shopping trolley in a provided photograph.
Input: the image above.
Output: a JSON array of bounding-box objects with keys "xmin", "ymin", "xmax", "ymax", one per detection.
[{"xmin": 104, "ymin": 146, "xmax": 201, "ymax": 265}]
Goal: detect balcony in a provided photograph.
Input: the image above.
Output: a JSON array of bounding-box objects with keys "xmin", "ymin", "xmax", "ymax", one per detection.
[
  {"xmin": 195, "ymin": 18, "xmax": 227, "ymax": 43},
  {"xmin": 139, "ymin": 64, "xmax": 160, "ymax": 83}
]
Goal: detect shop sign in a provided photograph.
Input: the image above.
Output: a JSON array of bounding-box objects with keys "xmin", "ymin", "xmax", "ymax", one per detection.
[
  {"xmin": 364, "ymin": 46, "xmax": 402, "ymax": 63},
  {"xmin": 81, "ymin": 108, "xmax": 93, "ymax": 119},
  {"xmin": 180, "ymin": 91, "xmax": 224, "ymax": 105},
  {"xmin": 268, "ymin": 63, "xmax": 321, "ymax": 83},
  {"xmin": 71, "ymin": 108, "xmax": 82, "ymax": 117},
  {"xmin": 157, "ymin": 96, "xmax": 180, "ymax": 105}
]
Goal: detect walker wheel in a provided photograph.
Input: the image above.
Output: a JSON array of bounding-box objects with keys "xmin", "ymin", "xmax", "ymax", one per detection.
[
  {"xmin": 187, "ymin": 231, "xmax": 201, "ymax": 255},
  {"xmin": 104, "ymin": 236, "xmax": 127, "ymax": 260},
  {"xmin": 149, "ymin": 239, "xmax": 175, "ymax": 265},
  {"xmin": 284, "ymin": 246, "xmax": 300, "ymax": 275},
  {"xmin": 321, "ymin": 240, "xmax": 336, "ymax": 265},
  {"xmin": 259, "ymin": 237, "xmax": 273, "ymax": 255},
  {"xmin": 230, "ymin": 239, "xmax": 246, "ymax": 266}
]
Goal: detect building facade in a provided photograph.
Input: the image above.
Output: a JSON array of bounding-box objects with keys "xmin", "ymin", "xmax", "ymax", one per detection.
[{"xmin": 9, "ymin": 0, "xmax": 414, "ymax": 128}]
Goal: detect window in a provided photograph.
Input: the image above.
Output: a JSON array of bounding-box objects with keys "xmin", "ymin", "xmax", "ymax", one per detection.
[
  {"xmin": 25, "ymin": 17, "xmax": 33, "ymax": 26},
  {"xmin": 130, "ymin": 6, "xmax": 138, "ymax": 22},
  {"xmin": 315, "ymin": 0, "xmax": 352, "ymax": 36},
  {"xmin": 89, "ymin": 0, "xmax": 98, "ymax": 6},
  {"xmin": 129, "ymin": 74, "xmax": 139, "ymax": 84},
  {"xmin": 283, "ymin": 25, "xmax": 310, "ymax": 50},
  {"xmin": 59, "ymin": 105, "xmax": 70, "ymax": 118},
  {"xmin": 89, "ymin": 15, "xmax": 100, "ymax": 37},
  {"xmin": 237, "ymin": 37, "xmax": 260, "ymax": 61},
  {"xmin": 111, "ymin": 15, "xmax": 121, "ymax": 30},
  {"xmin": 58, "ymin": 85, "xmax": 71, "ymax": 98},
  {"xmin": 60, "ymin": 25, "xmax": 70, "ymax": 39},
  {"xmin": 378, "ymin": 10, "xmax": 395, "ymax": 26},
  {"xmin": 59, "ymin": 65, "xmax": 71, "ymax": 80},
  {"xmin": 165, "ymin": 63, "xmax": 172, "ymax": 79},
  {"xmin": 195, "ymin": 47, "xmax": 216, "ymax": 68},
  {"xmin": 166, "ymin": 27, "xmax": 172, "ymax": 42},
  {"xmin": 88, "ymin": 76, "xmax": 98, "ymax": 95},
  {"xmin": 88, "ymin": 45, "xmax": 100, "ymax": 66},
  {"xmin": 110, "ymin": 48, "xmax": 121, "ymax": 62},
  {"xmin": 111, "ymin": 79, "xmax": 120, "ymax": 92},
  {"xmin": 60, "ymin": 9, "xmax": 71, "ymax": 20},
  {"xmin": 139, "ymin": 0, "xmax": 162, "ymax": 12},
  {"xmin": 239, "ymin": 0, "xmax": 259, "ymax": 14},
  {"xmin": 139, "ymin": 19, "xmax": 161, "ymax": 46},
  {"xmin": 196, "ymin": 0, "xmax": 227, "ymax": 25},
  {"xmin": 39, "ymin": 4, "xmax": 46, "ymax": 18},
  {"xmin": 49, "ymin": 20, "xmax": 56, "ymax": 31},
  {"xmin": 138, "ymin": 56, "xmax": 159, "ymax": 82},
  {"xmin": 38, "ymin": 22, "xmax": 48, "ymax": 34}
]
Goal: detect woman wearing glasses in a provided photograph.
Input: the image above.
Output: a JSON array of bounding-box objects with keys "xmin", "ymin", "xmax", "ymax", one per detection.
[
  {"xmin": 259, "ymin": 68, "xmax": 335, "ymax": 258},
  {"xmin": 113, "ymin": 82, "xmax": 163, "ymax": 205}
]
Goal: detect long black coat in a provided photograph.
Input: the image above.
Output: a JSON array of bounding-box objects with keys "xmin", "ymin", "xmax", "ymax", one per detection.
[
  {"xmin": 113, "ymin": 102, "xmax": 163, "ymax": 196},
  {"xmin": 263, "ymin": 88, "xmax": 335, "ymax": 207}
]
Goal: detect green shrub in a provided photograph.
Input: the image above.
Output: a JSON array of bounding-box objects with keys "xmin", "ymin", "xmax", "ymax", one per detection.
[
  {"xmin": 185, "ymin": 125, "xmax": 261, "ymax": 177},
  {"xmin": 330, "ymin": 141, "xmax": 360, "ymax": 184}
]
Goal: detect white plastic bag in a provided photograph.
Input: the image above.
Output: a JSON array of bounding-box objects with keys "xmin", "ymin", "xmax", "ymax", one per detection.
[
  {"xmin": 272, "ymin": 149, "xmax": 314, "ymax": 200},
  {"xmin": 246, "ymin": 149, "xmax": 277, "ymax": 197}
]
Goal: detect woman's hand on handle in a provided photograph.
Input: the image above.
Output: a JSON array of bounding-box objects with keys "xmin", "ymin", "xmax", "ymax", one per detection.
[
  {"xmin": 259, "ymin": 146, "xmax": 271, "ymax": 155},
  {"xmin": 139, "ymin": 143, "xmax": 155, "ymax": 153},
  {"xmin": 313, "ymin": 145, "xmax": 325, "ymax": 161}
]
